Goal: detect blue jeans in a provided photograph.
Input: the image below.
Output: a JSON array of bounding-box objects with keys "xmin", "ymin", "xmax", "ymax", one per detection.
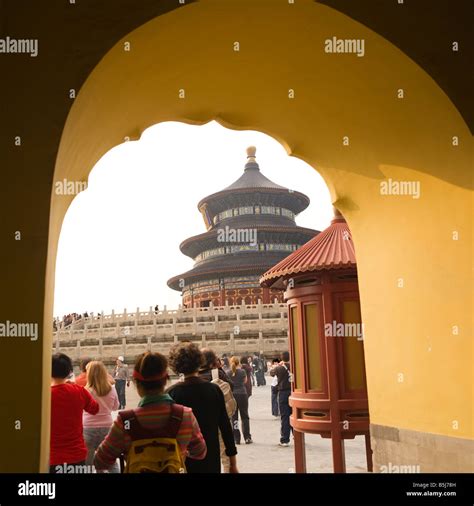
[
  {"xmin": 115, "ymin": 379, "xmax": 126, "ymax": 409},
  {"xmin": 278, "ymin": 389, "xmax": 292, "ymax": 443},
  {"xmin": 83, "ymin": 427, "xmax": 120, "ymax": 473}
]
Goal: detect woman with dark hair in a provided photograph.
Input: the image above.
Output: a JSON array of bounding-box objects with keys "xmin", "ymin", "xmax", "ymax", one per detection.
[
  {"xmin": 94, "ymin": 351, "xmax": 207, "ymax": 472},
  {"xmin": 199, "ymin": 348, "xmax": 233, "ymax": 389},
  {"xmin": 221, "ymin": 356, "xmax": 231, "ymax": 377},
  {"xmin": 75, "ymin": 357, "xmax": 92, "ymax": 387},
  {"xmin": 167, "ymin": 342, "xmax": 239, "ymax": 473},
  {"xmin": 198, "ymin": 348, "xmax": 237, "ymax": 472},
  {"xmin": 230, "ymin": 356, "xmax": 253, "ymax": 445},
  {"xmin": 50, "ymin": 353, "xmax": 99, "ymax": 474},
  {"xmin": 240, "ymin": 355, "xmax": 253, "ymax": 398}
]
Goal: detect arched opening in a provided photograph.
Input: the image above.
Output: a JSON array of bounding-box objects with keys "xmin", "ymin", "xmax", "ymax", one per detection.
[{"xmin": 53, "ymin": 120, "xmax": 339, "ymax": 473}]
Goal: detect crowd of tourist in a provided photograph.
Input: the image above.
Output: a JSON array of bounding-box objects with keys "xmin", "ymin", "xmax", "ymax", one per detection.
[
  {"xmin": 49, "ymin": 344, "xmax": 293, "ymax": 474},
  {"xmin": 53, "ymin": 312, "xmax": 84, "ymax": 330},
  {"xmin": 52, "ymin": 311, "xmax": 106, "ymax": 330}
]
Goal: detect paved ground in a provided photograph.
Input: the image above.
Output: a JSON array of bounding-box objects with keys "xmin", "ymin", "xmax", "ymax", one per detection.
[{"xmin": 119, "ymin": 375, "xmax": 368, "ymax": 473}]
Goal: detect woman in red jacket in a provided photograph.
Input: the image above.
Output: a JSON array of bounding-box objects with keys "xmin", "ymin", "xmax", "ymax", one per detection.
[{"xmin": 50, "ymin": 353, "xmax": 99, "ymax": 473}]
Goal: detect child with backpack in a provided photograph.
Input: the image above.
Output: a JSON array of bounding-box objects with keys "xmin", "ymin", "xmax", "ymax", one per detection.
[{"xmin": 93, "ymin": 352, "xmax": 206, "ymax": 473}]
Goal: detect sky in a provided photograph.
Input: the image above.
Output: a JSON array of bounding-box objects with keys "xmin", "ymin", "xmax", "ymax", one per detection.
[{"xmin": 53, "ymin": 121, "xmax": 333, "ymax": 317}]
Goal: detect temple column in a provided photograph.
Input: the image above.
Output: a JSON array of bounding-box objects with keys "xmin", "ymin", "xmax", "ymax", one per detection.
[{"xmin": 263, "ymin": 286, "xmax": 270, "ymax": 304}]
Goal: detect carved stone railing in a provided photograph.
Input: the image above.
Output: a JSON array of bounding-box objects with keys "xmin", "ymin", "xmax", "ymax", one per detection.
[{"xmin": 53, "ymin": 302, "xmax": 289, "ymax": 364}]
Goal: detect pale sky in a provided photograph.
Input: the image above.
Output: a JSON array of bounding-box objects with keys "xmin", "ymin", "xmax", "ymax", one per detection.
[{"xmin": 53, "ymin": 121, "xmax": 333, "ymax": 317}]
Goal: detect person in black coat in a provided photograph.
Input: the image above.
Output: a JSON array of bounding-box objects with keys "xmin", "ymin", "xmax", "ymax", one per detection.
[{"xmin": 167, "ymin": 342, "xmax": 239, "ymax": 473}]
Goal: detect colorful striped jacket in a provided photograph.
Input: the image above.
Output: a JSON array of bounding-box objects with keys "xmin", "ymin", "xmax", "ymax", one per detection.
[{"xmin": 93, "ymin": 394, "xmax": 207, "ymax": 470}]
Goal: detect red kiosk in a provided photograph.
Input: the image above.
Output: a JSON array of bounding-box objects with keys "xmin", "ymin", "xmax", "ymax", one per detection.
[{"xmin": 260, "ymin": 209, "xmax": 372, "ymax": 473}]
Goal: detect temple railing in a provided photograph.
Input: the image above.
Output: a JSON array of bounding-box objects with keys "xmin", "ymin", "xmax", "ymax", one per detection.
[
  {"xmin": 53, "ymin": 302, "xmax": 289, "ymax": 362},
  {"xmin": 54, "ymin": 302, "xmax": 288, "ymax": 336}
]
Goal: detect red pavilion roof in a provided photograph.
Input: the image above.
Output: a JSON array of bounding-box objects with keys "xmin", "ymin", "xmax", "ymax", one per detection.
[{"xmin": 260, "ymin": 210, "xmax": 356, "ymax": 286}]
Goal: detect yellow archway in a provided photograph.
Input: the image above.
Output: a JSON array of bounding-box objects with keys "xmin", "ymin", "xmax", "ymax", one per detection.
[{"xmin": 37, "ymin": 0, "xmax": 472, "ymax": 472}]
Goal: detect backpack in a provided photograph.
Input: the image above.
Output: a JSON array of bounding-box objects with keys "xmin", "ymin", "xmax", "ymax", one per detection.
[
  {"xmin": 281, "ymin": 363, "xmax": 294, "ymax": 385},
  {"xmin": 211, "ymin": 368, "xmax": 237, "ymax": 418},
  {"xmin": 119, "ymin": 403, "xmax": 186, "ymax": 473}
]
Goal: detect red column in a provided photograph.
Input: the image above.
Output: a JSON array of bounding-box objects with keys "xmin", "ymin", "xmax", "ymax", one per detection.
[
  {"xmin": 294, "ymin": 430, "xmax": 306, "ymax": 473},
  {"xmin": 322, "ymin": 272, "xmax": 346, "ymax": 473},
  {"xmin": 263, "ymin": 287, "xmax": 270, "ymax": 303}
]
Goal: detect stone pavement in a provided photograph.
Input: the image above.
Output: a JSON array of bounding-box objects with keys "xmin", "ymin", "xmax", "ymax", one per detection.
[{"xmin": 120, "ymin": 375, "xmax": 368, "ymax": 473}]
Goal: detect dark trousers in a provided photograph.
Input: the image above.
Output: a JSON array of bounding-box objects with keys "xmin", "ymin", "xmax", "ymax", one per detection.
[
  {"xmin": 256, "ymin": 370, "xmax": 266, "ymax": 386},
  {"xmin": 232, "ymin": 392, "xmax": 251, "ymax": 443},
  {"xmin": 271, "ymin": 386, "xmax": 280, "ymax": 416},
  {"xmin": 115, "ymin": 379, "xmax": 126, "ymax": 409},
  {"xmin": 278, "ymin": 389, "xmax": 292, "ymax": 443}
]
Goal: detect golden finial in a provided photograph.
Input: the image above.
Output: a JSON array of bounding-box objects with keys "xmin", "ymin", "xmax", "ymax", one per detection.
[{"xmin": 246, "ymin": 146, "xmax": 257, "ymax": 163}]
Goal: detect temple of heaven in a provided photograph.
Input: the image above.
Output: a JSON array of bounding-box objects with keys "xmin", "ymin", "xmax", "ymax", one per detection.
[{"xmin": 167, "ymin": 146, "xmax": 319, "ymax": 308}]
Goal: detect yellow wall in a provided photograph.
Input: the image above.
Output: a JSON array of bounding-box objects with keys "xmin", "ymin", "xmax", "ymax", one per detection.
[{"xmin": 38, "ymin": 0, "xmax": 472, "ymax": 470}]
